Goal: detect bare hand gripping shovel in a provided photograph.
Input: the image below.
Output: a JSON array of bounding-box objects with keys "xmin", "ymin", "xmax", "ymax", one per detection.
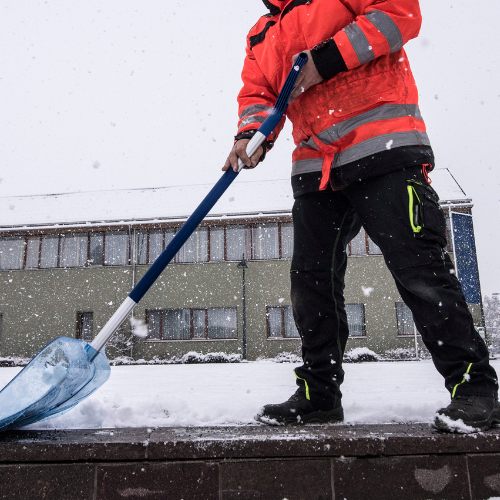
[{"xmin": 0, "ymin": 54, "xmax": 307, "ymax": 431}]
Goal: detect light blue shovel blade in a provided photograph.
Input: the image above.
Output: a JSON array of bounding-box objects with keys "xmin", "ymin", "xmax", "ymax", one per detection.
[
  {"xmin": 0, "ymin": 337, "xmax": 110, "ymax": 431},
  {"xmin": 15, "ymin": 343, "xmax": 110, "ymax": 427}
]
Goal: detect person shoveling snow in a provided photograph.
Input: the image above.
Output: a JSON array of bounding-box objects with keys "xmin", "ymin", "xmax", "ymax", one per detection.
[{"xmin": 223, "ymin": 0, "xmax": 499, "ymax": 432}]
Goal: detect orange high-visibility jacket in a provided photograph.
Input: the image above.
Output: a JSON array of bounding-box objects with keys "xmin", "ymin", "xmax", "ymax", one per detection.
[{"xmin": 237, "ymin": 0, "xmax": 431, "ymax": 192}]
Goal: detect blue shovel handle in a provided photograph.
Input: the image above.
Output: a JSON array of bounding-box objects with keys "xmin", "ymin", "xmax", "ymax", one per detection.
[{"xmin": 129, "ymin": 53, "xmax": 308, "ymax": 303}]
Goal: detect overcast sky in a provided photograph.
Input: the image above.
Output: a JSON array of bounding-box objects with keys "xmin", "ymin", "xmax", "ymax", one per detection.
[{"xmin": 0, "ymin": 0, "xmax": 499, "ymax": 295}]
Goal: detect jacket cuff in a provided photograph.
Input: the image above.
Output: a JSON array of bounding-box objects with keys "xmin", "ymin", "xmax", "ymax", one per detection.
[
  {"xmin": 235, "ymin": 130, "xmax": 274, "ymax": 150},
  {"xmin": 311, "ymin": 39, "xmax": 348, "ymax": 81},
  {"xmin": 234, "ymin": 129, "xmax": 274, "ymax": 162}
]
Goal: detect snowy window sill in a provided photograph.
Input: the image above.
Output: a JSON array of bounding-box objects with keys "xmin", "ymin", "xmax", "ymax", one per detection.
[
  {"xmin": 143, "ymin": 338, "xmax": 239, "ymax": 343},
  {"xmin": 266, "ymin": 337, "xmax": 300, "ymax": 341}
]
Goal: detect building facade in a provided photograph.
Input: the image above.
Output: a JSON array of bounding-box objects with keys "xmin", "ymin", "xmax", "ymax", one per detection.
[{"xmin": 0, "ymin": 171, "xmax": 484, "ymax": 361}]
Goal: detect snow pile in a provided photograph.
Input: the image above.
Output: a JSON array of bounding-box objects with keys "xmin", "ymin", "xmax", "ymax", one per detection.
[
  {"xmin": 434, "ymin": 414, "xmax": 479, "ymax": 434},
  {"xmin": 109, "ymin": 351, "xmax": 242, "ymax": 366},
  {"xmin": 383, "ymin": 348, "xmax": 418, "ymax": 360},
  {"xmin": 261, "ymin": 352, "xmax": 302, "ymax": 363},
  {"xmin": 176, "ymin": 351, "xmax": 242, "ymax": 364},
  {"xmin": 344, "ymin": 347, "xmax": 380, "ymax": 363},
  {"xmin": 0, "ymin": 356, "xmax": 29, "ymax": 367}
]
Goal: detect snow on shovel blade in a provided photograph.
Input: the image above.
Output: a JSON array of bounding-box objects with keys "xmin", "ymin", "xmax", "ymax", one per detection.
[
  {"xmin": 16, "ymin": 342, "xmax": 110, "ymax": 427},
  {"xmin": 0, "ymin": 337, "xmax": 110, "ymax": 431}
]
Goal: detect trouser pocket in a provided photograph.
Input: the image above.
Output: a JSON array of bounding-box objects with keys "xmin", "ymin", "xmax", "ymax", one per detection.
[{"xmin": 406, "ymin": 179, "xmax": 447, "ymax": 248}]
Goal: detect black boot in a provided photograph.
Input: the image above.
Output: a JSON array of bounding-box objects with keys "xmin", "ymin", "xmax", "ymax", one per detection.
[
  {"xmin": 256, "ymin": 389, "xmax": 344, "ymax": 425},
  {"xmin": 434, "ymin": 396, "xmax": 500, "ymax": 433}
]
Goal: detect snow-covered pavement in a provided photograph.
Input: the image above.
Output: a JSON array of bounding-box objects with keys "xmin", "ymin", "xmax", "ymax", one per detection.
[{"xmin": 1, "ymin": 359, "xmax": 499, "ymax": 430}]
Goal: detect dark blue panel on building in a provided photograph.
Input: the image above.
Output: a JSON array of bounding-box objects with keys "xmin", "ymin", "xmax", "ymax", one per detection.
[{"xmin": 452, "ymin": 212, "xmax": 481, "ymax": 304}]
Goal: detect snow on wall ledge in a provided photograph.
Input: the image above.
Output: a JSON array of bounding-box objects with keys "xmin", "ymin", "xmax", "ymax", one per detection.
[{"xmin": 0, "ymin": 168, "xmax": 467, "ymax": 228}]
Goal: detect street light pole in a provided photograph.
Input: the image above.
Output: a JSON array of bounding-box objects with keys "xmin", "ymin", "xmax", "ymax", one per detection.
[
  {"xmin": 238, "ymin": 254, "xmax": 248, "ymax": 360},
  {"xmin": 413, "ymin": 321, "xmax": 419, "ymax": 361}
]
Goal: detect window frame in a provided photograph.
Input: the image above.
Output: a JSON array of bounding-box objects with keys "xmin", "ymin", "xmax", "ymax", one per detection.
[
  {"xmin": 266, "ymin": 305, "xmax": 300, "ymax": 340},
  {"xmin": 395, "ymin": 301, "xmax": 418, "ymax": 337},
  {"xmin": 208, "ymin": 225, "xmax": 226, "ymax": 262},
  {"xmin": 0, "ymin": 236, "xmax": 26, "ymax": 270},
  {"xmin": 0, "ymin": 217, "xmax": 298, "ymax": 270},
  {"xmin": 251, "ymin": 223, "xmax": 280, "ymax": 260},
  {"xmin": 345, "ymin": 303, "xmax": 367, "ymax": 337},
  {"xmin": 348, "ymin": 228, "xmax": 367, "ymax": 256},
  {"xmin": 145, "ymin": 307, "xmax": 238, "ymax": 341}
]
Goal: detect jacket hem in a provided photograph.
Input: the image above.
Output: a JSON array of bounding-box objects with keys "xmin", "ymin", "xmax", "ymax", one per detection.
[{"xmin": 291, "ymin": 145, "xmax": 434, "ymax": 198}]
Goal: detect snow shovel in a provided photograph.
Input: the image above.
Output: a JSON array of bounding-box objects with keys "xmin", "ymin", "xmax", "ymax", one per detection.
[{"xmin": 0, "ymin": 53, "xmax": 308, "ymax": 431}]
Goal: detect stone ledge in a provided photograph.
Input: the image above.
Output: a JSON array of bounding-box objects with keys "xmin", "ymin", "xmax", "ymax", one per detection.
[
  {"xmin": 1, "ymin": 423, "xmax": 499, "ymax": 463},
  {"xmin": 0, "ymin": 424, "xmax": 499, "ymax": 499}
]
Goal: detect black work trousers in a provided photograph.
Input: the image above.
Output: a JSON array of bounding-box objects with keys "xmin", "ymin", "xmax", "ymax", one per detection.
[{"xmin": 291, "ymin": 166, "xmax": 498, "ymax": 408}]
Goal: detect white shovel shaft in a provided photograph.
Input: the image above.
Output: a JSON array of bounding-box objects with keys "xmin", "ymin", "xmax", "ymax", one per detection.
[
  {"xmin": 90, "ymin": 131, "xmax": 266, "ymax": 353},
  {"xmin": 90, "ymin": 297, "xmax": 136, "ymax": 352}
]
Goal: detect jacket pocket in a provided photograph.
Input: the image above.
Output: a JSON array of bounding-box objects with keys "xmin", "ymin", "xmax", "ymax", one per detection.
[
  {"xmin": 324, "ymin": 70, "xmax": 398, "ymax": 120},
  {"xmin": 406, "ymin": 180, "xmax": 447, "ymax": 248}
]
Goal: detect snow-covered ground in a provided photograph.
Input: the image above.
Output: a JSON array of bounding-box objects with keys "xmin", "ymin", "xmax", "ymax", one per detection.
[{"xmin": 2, "ymin": 359, "xmax": 499, "ymax": 430}]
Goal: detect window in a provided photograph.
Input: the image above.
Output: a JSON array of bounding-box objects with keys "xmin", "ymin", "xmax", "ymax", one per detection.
[
  {"xmin": 89, "ymin": 233, "xmax": 104, "ymax": 266},
  {"xmin": 281, "ymin": 223, "xmax": 294, "ymax": 259},
  {"xmin": 9, "ymin": 218, "xmax": 304, "ymax": 269},
  {"xmin": 76, "ymin": 312, "xmax": 94, "ymax": 341},
  {"xmin": 148, "ymin": 230, "xmax": 164, "ymax": 263},
  {"xmin": 146, "ymin": 308, "xmax": 237, "ymax": 340},
  {"xmin": 252, "ymin": 224, "xmax": 279, "ymax": 260},
  {"xmin": 25, "ymin": 237, "xmax": 41, "ymax": 269},
  {"xmin": 146, "ymin": 310, "xmax": 162, "ymax": 340},
  {"xmin": 164, "ymin": 229, "xmax": 176, "ymax": 247},
  {"xmin": 349, "ymin": 228, "xmax": 366, "ymax": 256},
  {"xmin": 177, "ymin": 228, "xmax": 208, "ymax": 263},
  {"xmin": 40, "ymin": 235, "xmax": 59, "ymax": 268},
  {"xmin": 104, "ymin": 232, "xmax": 129, "ymax": 266},
  {"xmin": 207, "ymin": 308, "xmax": 237, "ymax": 339},
  {"xmin": 267, "ymin": 307, "xmax": 282, "ymax": 338},
  {"xmin": 209, "ymin": 227, "xmax": 225, "ymax": 261},
  {"xmin": 395, "ymin": 302, "xmax": 416, "ymax": 336},
  {"xmin": 266, "ymin": 306, "xmax": 300, "ymax": 339},
  {"xmin": 192, "ymin": 309, "xmax": 207, "ymax": 338},
  {"xmin": 346, "ymin": 304, "xmax": 366, "ymax": 337},
  {"xmin": 226, "ymin": 225, "xmax": 250, "ymax": 261},
  {"xmin": 60, "ymin": 233, "xmax": 88, "ymax": 268},
  {"xmin": 367, "ymin": 236, "xmax": 382, "ymax": 255},
  {"xmin": 164, "ymin": 309, "xmax": 191, "ymax": 340},
  {"xmin": 136, "ymin": 231, "xmax": 148, "ymax": 265},
  {"xmin": 0, "ymin": 237, "xmax": 25, "ymax": 270},
  {"xmin": 162, "ymin": 229, "xmax": 176, "ymax": 262}
]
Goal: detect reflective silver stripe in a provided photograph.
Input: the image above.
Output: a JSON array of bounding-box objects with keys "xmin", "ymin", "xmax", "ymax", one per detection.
[
  {"xmin": 291, "ymin": 158, "xmax": 323, "ymax": 176},
  {"xmin": 317, "ymin": 104, "xmax": 423, "ymax": 144},
  {"xmin": 366, "ymin": 10, "xmax": 403, "ymax": 53},
  {"xmin": 345, "ymin": 22, "xmax": 374, "ymax": 64},
  {"xmin": 334, "ymin": 131, "xmax": 431, "ymax": 167},
  {"xmin": 239, "ymin": 115, "xmax": 266, "ymax": 127},
  {"xmin": 239, "ymin": 104, "xmax": 272, "ymax": 119},
  {"xmin": 291, "ymin": 130, "xmax": 430, "ymax": 177},
  {"xmin": 299, "ymin": 137, "xmax": 319, "ymax": 151}
]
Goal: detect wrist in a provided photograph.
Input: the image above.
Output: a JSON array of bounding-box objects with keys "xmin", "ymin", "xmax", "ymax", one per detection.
[{"xmin": 311, "ymin": 39, "xmax": 348, "ymax": 81}]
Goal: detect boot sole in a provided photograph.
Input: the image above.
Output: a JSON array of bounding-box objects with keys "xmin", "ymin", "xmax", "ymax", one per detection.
[
  {"xmin": 434, "ymin": 408, "xmax": 500, "ymax": 433},
  {"xmin": 256, "ymin": 407, "xmax": 344, "ymax": 426}
]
